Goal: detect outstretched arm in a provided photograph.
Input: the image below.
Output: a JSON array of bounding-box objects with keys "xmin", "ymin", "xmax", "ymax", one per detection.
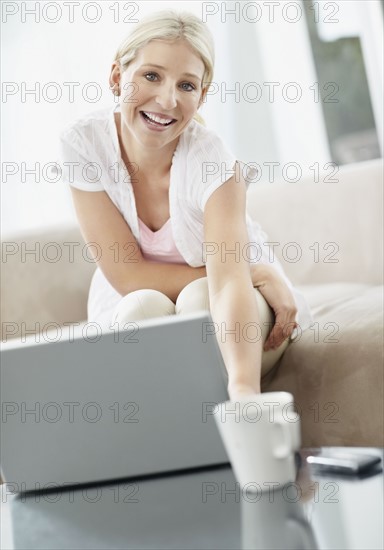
[{"xmin": 203, "ymin": 168, "xmax": 263, "ymax": 400}]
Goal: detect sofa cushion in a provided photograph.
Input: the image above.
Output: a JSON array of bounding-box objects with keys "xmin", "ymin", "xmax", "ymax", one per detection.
[{"xmin": 263, "ymin": 283, "xmax": 384, "ymax": 447}]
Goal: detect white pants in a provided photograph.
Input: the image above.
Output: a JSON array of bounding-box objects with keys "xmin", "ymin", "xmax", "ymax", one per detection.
[{"xmin": 110, "ymin": 277, "xmax": 289, "ymax": 378}]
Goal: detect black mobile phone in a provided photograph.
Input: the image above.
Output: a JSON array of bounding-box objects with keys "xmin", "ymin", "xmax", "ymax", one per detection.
[{"xmin": 306, "ymin": 450, "xmax": 381, "ymax": 475}]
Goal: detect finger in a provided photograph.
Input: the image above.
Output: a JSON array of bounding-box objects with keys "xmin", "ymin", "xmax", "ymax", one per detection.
[
  {"xmin": 264, "ymin": 323, "xmax": 285, "ymax": 351},
  {"xmin": 275, "ymin": 310, "xmax": 297, "ymax": 333},
  {"xmin": 280, "ymin": 319, "xmax": 298, "ymax": 340},
  {"xmin": 264, "ymin": 317, "xmax": 297, "ymax": 351}
]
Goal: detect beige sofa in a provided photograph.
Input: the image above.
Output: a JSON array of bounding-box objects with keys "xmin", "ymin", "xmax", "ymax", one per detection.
[{"xmin": 1, "ymin": 159, "xmax": 383, "ymax": 448}]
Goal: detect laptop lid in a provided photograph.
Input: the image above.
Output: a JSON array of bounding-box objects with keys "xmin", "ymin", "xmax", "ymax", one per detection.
[{"xmin": 0, "ymin": 311, "xmax": 230, "ymax": 492}]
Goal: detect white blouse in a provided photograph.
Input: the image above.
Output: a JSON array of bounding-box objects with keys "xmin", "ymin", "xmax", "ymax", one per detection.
[{"xmin": 59, "ymin": 104, "xmax": 313, "ymax": 330}]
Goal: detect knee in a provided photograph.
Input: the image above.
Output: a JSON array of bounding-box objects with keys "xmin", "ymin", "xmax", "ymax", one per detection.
[
  {"xmin": 261, "ymin": 338, "xmax": 290, "ymax": 378},
  {"xmin": 175, "ymin": 277, "xmax": 210, "ymax": 315},
  {"xmin": 111, "ymin": 289, "xmax": 175, "ymax": 325},
  {"xmin": 252, "ymin": 288, "xmax": 274, "ymax": 341}
]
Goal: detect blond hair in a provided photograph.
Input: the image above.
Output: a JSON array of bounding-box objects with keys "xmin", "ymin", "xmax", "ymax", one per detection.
[{"xmin": 114, "ymin": 10, "xmax": 215, "ymax": 92}]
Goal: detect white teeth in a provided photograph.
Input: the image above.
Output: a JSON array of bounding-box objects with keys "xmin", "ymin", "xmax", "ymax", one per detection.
[{"xmin": 143, "ymin": 112, "xmax": 173, "ymax": 125}]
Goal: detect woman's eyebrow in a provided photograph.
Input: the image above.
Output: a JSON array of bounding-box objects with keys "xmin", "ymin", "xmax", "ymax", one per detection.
[{"xmin": 140, "ymin": 63, "xmax": 201, "ymax": 81}]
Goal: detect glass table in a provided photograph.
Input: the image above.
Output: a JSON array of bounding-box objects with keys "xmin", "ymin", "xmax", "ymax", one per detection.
[{"xmin": 1, "ymin": 448, "xmax": 383, "ymax": 550}]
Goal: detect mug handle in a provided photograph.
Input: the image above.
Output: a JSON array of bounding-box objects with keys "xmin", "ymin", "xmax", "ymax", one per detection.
[
  {"xmin": 271, "ymin": 420, "xmax": 293, "ymax": 459},
  {"xmin": 289, "ymin": 416, "xmax": 301, "ymax": 451}
]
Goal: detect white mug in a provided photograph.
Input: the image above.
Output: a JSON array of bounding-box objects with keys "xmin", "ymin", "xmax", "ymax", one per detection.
[{"xmin": 213, "ymin": 392, "xmax": 301, "ymax": 490}]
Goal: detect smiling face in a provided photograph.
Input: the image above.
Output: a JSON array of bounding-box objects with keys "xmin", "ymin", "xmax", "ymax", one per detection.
[{"xmin": 110, "ymin": 39, "xmax": 207, "ymax": 154}]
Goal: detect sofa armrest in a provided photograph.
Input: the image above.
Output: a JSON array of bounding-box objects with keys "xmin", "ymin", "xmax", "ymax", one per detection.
[{"xmin": 1, "ymin": 225, "xmax": 95, "ymax": 341}]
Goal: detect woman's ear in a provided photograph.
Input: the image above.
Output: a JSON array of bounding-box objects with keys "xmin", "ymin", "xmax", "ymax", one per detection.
[
  {"xmin": 198, "ymin": 85, "xmax": 209, "ymax": 109},
  {"xmin": 109, "ymin": 61, "xmax": 121, "ymax": 89}
]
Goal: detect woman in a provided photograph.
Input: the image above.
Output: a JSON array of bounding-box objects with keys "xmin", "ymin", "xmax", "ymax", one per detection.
[{"xmin": 60, "ymin": 10, "xmax": 312, "ymax": 401}]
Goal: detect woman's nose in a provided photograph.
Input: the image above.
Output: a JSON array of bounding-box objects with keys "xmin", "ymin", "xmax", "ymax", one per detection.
[{"xmin": 155, "ymin": 83, "xmax": 177, "ymax": 110}]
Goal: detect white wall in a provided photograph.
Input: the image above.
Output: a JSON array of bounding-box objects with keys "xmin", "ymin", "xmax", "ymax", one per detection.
[{"xmin": 2, "ymin": 0, "xmax": 378, "ymax": 238}]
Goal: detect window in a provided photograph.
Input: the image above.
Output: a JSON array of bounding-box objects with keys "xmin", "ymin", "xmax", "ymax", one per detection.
[{"xmin": 303, "ymin": 0, "xmax": 382, "ymax": 165}]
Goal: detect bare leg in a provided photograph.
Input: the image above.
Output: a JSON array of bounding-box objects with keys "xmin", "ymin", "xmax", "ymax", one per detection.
[
  {"xmin": 110, "ymin": 289, "xmax": 176, "ymax": 328},
  {"xmin": 175, "ymin": 277, "xmax": 290, "ymax": 393}
]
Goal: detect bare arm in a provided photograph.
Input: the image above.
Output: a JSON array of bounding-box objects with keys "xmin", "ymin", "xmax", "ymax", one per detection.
[
  {"xmin": 70, "ymin": 187, "xmax": 206, "ymax": 303},
  {"xmin": 203, "ymin": 168, "xmax": 263, "ymax": 399}
]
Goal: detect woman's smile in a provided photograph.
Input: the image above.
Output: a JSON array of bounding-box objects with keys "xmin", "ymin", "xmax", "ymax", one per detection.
[{"xmin": 140, "ymin": 110, "xmax": 178, "ymax": 131}]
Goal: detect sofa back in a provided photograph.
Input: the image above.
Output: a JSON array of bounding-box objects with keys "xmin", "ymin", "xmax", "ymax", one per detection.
[{"xmin": 246, "ymin": 158, "xmax": 383, "ymax": 285}]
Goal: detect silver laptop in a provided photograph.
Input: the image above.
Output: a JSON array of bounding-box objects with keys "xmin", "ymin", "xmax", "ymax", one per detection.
[{"xmin": 0, "ymin": 311, "xmax": 230, "ymax": 492}]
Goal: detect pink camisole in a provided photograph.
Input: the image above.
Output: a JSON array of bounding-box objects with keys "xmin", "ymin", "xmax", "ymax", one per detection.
[{"xmin": 138, "ymin": 217, "xmax": 186, "ymax": 264}]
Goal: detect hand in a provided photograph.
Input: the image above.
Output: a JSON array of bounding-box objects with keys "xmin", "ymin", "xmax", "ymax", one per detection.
[{"xmin": 250, "ymin": 264, "xmax": 298, "ymax": 351}]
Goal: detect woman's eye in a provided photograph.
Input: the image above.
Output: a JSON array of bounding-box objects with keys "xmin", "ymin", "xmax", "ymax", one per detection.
[
  {"xmin": 180, "ymin": 82, "xmax": 195, "ymax": 92},
  {"xmin": 144, "ymin": 72, "xmax": 158, "ymax": 82}
]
